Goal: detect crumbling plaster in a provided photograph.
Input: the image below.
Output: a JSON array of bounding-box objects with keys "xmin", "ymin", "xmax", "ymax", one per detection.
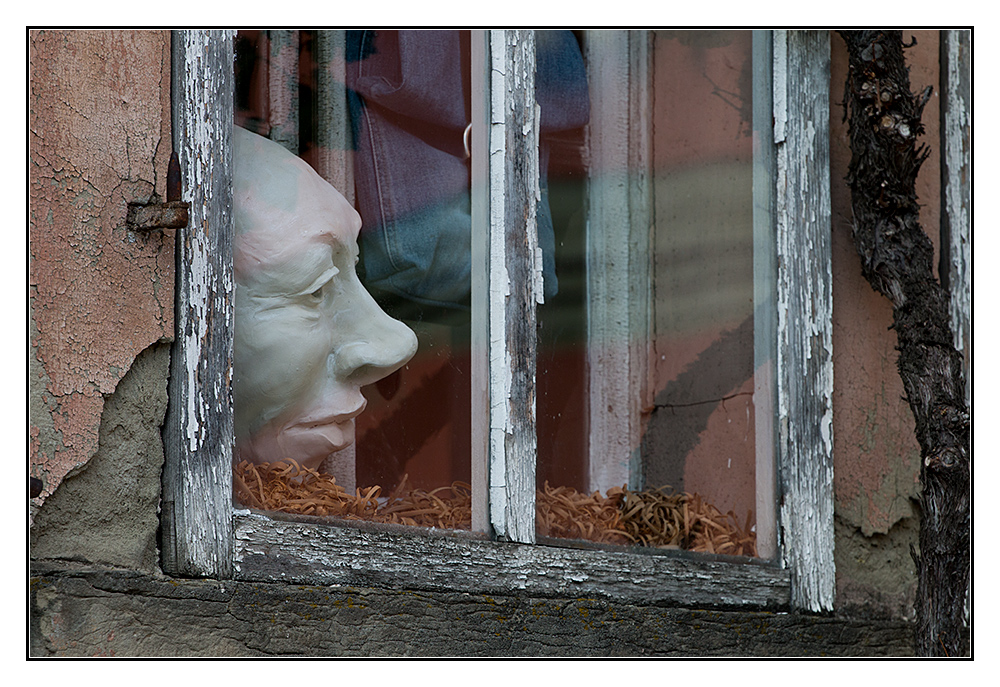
[
  {"xmin": 30, "ymin": 343, "xmax": 171, "ymax": 572},
  {"xmin": 29, "ymin": 30, "xmax": 175, "ymax": 513}
]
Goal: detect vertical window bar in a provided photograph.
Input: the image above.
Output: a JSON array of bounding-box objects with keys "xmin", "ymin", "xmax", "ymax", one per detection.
[
  {"xmin": 626, "ymin": 32, "xmax": 655, "ymax": 493},
  {"xmin": 471, "ymin": 30, "xmax": 491, "ymax": 534},
  {"xmin": 315, "ymin": 31, "xmax": 354, "ymax": 204},
  {"xmin": 752, "ymin": 29, "xmax": 778, "ymax": 561},
  {"xmin": 488, "ymin": 30, "xmax": 539, "ymax": 543},
  {"xmin": 314, "ymin": 30, "xmax": 358, "ymax": 491},
  {"xmin": 773, "ymin": 30, "xmax": 835, "ymax": 612},
  {"xmin": 163, "ymin": 29, "xmax": 236, "ymax": 579},
  {"xmin": 266, "ymin": 30, "xmax": 300, "ymax": 154},
  {"xmin": 941, "ymin": 29, "xmax": 971, "ymax": 411},
  {"xmin": 584, "ymin": 30, "xmax": 653, "ymax": 494}
]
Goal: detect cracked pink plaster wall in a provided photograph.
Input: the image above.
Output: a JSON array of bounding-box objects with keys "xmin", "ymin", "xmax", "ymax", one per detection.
[
  {"xmin": 830, "ymin": 31, "xmax": 941, "ymax": 537},
  {"xmin": 29, "ymin": 30, "xmax": 174, "ymax": 507}
]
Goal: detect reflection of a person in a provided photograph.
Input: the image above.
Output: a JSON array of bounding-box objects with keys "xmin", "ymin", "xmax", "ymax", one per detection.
[
  {"xmin": 232, "ymin": 127, "xmax": 418, "ymax": 471},
  {"xmin": 346, "ymin": 30, "xmax": 589, "ymax": 319}
]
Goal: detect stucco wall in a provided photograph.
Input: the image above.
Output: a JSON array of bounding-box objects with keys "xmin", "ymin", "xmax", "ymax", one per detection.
[
  {"xmin": 829, "ymin": 30, "xmax": 941, "ymax": 618},
  {"xmin": 30, "ymin": 342, "xmax": 171, "ymax": 572},
  {"xmin": 28, "ymin": 30, "xmax": 175, "ymax": 525}
]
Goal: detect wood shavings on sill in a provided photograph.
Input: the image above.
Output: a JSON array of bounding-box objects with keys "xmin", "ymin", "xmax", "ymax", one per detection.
[{"xmin": 234, "ymin": 460, "xmax": 757, "ymax": 558}]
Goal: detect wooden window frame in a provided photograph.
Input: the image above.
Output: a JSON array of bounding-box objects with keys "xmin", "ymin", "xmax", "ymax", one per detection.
[{"xmin": 162, "ymin": 29, "xmax": 835, "ymax": 613}]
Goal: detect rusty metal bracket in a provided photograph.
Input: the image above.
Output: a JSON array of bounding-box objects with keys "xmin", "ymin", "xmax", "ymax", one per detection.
[
  {"xmin": 126, "ymin": 198, "xmax": 190, "ymax": 231},
  {"xmin": 126, "ymin": 151, "xmax": 190, "ymax": 231}
]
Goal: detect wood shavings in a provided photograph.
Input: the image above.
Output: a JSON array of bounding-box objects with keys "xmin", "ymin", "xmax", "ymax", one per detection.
[
  {"xmin": 683, "ymin": 491, "xmax": 757, "ymax": 558},
  {"xmin": 535, "ymin": 482, "xmax": 630, "ymax": 544},
  {"xmin": 617, "ymin": 485, "xmax": 687, "ymax": 548},
  {"xmin": 234, "ymin": 461, "xmax": 756, "ymax": 557},
  {"xmin": 234, "ymin": 460, "xmax": 471, "ymax": 528}
]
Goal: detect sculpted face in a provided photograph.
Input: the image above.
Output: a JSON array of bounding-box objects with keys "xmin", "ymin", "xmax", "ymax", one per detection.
[{"xmin": 233, "ymin": 127, "xmax": 417, "ymax": 470}]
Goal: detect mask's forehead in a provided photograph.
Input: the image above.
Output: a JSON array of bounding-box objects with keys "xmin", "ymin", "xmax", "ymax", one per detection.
[
  {"xmin": 234, "ymin": 127, "xmax": 309, "ymax": 231},
  {"xmin": 233, "ymin": 127, "xmax": 360, "ymax": 284}
]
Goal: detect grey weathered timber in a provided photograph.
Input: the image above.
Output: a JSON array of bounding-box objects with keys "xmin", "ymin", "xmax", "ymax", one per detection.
[
  {"xmin": 584, "ymin": 30, "xmax": 654, "ymax": 494},
  {"xmin": 941, "ymin": 29, "xmax": 971, "ymax": 411},
  {"xmin": 488, "ymin": 30, "xmax": 539, "ymax": 543},
  {"xmin": 941, "ymin": 28, "xmax": 972, "ymax": 629},
  {"xmin": 232, "ymin": 510, "xmax": 789, "ymax": 609},
  {"xmin": 773, "ymin": 30, "xmax": 836, "ymax": 612},
  {"xmin": 30, "ymin": 565, "xmax": 915, "ymax": 657},
  {"xmin": 162, "ymin": 30, "xmax": 236, "ymax": 579}
]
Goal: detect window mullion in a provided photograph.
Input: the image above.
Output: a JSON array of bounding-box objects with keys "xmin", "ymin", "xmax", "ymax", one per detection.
[
  {"xmin": 486, "ymin": 29, "xmax": 540, "ymax": 543},
  {"xmin": 265, "ymin": 30, "xmax": 300, "ymax": 155},
  {"xmin": 751, "ymin": 29, "xmax": 779, "ymax": 562},
  {"xmin": 773, "ymin": 29, "xmax": 835, "ymax": 612},
  {"xmin": 162, "ymin": 29, "xmax": 236, "ymax": 579},
  {"xmin": 584, "ymin": 30, "xmax": 653, "ymax": 495}
]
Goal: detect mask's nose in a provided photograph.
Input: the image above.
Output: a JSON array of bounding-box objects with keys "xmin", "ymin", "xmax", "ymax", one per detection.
[{"xmin": 333, "ymin": 302, "xmax": 418, "ymax": 387}]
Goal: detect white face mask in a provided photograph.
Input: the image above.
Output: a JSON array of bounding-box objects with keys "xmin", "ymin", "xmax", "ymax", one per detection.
[{"xmin": 232, "ymin": 127, "xmax": 417, "ymax": 470}]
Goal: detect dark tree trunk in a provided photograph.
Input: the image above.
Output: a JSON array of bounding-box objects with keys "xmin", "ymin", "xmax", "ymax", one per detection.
[{"xmin": 838, "ymin": 30, "xmax": 970, "ymax": 657}]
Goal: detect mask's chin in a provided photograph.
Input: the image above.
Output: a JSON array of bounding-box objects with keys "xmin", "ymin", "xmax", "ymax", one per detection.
[{"xmin": 237, "ymin": 417, "xmax": 355, "ymax": 472}]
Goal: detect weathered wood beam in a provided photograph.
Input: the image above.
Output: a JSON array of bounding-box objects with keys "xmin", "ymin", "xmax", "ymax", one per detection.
[
  {"xmin": 773, "ymin": 30, "xmax": 836, "ymax": 613},
  {"xmin": 488, "ymin": 30, "xmax": 540, "ymax": 543},
  {"xmin": 33, "ymin": 565, "xmax": 917, "ymax": 657},
  {"xmin": 162, "ymin": 30, "xmax": 236, "ymax": 579},
  {"xmin": 232, "ymin": 510, "xmax": 789, "ymax": 609}
]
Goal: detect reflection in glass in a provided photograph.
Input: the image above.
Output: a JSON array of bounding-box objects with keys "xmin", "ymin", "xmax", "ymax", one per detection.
[
  {"xmin": 537, "ymin": 30, "xmax": 764, "ymax": 558},
  {"xmin": 230, "ymin": 30, "xmax": 772, "ymax": 552},
  {"xmin": 232, "ymin": 31, "xmax": 478, "ymax": 529}
]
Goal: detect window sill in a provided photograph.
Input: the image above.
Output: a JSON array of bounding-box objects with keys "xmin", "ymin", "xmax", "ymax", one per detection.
[{"xmin": 233, "ymin": 509, "xmax": 790, "ymax": 610}]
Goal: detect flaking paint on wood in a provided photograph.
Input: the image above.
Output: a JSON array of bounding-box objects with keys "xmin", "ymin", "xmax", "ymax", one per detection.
[
  {"xmin": 489, "ymin": 31, "xmax": 539, "ymax": 543},
  {"xmin": 233, "ymin": 511, "xmax": 789, "ymax": 609},
  {"xmin": 941, "ymin": 30, "xmax": 971, "ymax": 409},
  {"xmin": 161, "ymin": 30, "xmax": 236, "ymax": 579},
  {"xmin": 773, "ymin": 30, "xmax": 836, "ymax": 612}
]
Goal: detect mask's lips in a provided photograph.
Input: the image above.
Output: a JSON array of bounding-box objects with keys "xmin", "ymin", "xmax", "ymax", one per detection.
[{"xmin": 292, "ymin": 399, "xmax": 367, "ymax": 429}]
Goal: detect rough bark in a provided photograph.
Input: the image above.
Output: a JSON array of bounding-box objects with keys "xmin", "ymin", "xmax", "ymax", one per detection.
[{"xmin": 838, "ymin": 30, "xmax": 970, "ymax": 657}]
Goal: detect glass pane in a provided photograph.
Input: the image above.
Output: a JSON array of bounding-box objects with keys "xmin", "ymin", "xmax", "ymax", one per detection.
[
  {"xmin": 537, "ymin": 30, "xmax": 771, "ymax": 558},
  {"xmin": 231, "ymin": 30, "xmax": 477, "ymax": 532}
]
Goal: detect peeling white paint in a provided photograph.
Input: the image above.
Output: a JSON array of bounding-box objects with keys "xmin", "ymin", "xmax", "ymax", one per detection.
[
  {"xmin": 177, "ymin": 30, "xmax": 237, "ymax": 455},
  {"xmin": 488, "ymin": 30, "xmax": 511, "ymax": 539},
  {"xmin": 161, "ymin": 30, "xmax": 236, "ymax": 579},
  {"xmin": 943, "ymin": 31, "xmax": 971, "ymax": 412},
  {"xmin": 530, "ymin": 101, "xmax": 544, "ymax": 305},
  {"xmin": 483, "ymin": 31, "xmax": 541, "ymax": 544},
  {"xmin": 772, "ymin": 31, "xmax": 788, "ymax": 144},
  {"xmin": 773, "ymin": 31, "xmax": 835, "ymax": 613}
]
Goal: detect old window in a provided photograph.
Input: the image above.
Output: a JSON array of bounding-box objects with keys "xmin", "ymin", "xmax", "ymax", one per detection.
[{"xmin": 162, "ymin": 29, "xmax": 834, "ymax": 613}]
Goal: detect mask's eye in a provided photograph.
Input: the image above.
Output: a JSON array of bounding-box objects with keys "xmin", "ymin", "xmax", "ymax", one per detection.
[{"xmin": 298, "ymin": 266, "xmax": 339, "ymax": 305}]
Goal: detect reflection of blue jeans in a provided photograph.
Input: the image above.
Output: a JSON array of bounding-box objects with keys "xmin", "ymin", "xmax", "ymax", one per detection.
[{"xmin": 347, "ymin": 30, "xmax": 588, "ymax": 312}]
